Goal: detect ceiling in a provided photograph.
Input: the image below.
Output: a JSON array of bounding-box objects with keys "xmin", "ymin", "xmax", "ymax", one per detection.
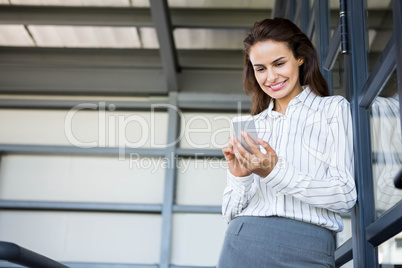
[{"xmin": 0, "ymin": 0, "xmax": 394, "ymax": 103}]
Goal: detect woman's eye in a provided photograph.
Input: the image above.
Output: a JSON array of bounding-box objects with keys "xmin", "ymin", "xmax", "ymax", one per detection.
[
  {"xmin": 256, "ymin": 68, "xmax": 264, "ymax": 72},
  {"xmin": 275, "ymin": 62, "xmax": 284, "ymax": 67}
]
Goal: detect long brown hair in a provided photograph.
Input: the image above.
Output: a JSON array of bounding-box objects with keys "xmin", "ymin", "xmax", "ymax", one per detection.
[{"xmin": 243, "ymin": 18, "xmax": 330, "ymax": 115}]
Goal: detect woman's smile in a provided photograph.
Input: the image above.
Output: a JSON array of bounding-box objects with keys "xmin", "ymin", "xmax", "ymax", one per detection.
[{"xmin": 266, "ymin": 80, "xmax": 287, "ymax": 91}]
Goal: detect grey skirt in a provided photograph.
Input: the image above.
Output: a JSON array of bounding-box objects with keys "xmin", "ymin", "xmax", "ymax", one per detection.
[{"xmin": 217, "ymin": 216, "xmax": 335, "ymax": 268}]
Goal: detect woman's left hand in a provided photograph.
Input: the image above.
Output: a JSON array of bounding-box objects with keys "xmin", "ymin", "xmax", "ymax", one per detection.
[{"xmin": 233, "ymin": 132, "xmax": 279, "ymax": 178}]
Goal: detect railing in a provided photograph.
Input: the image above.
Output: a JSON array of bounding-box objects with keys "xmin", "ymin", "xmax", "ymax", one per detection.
[{"xmin": 0, "ymin": 241, "xmax": 68, "ymax": 268}]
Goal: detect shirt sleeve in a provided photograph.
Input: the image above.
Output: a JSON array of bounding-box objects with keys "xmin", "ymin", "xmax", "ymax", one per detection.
[
  {"xmin": 261, "ymin": 98, "xmax": 357, "ymax": 213},
  {"xmin": 221, "ymin": 170, "xmax": 254, "ymax": 223}
]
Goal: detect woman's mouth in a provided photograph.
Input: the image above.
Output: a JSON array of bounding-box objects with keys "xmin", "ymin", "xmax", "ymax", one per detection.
[{"xmin": 267, "ymin": 80, "xmax": 287, "ymax": 91}]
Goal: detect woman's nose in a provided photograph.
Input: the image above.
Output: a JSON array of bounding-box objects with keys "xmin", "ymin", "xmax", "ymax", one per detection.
[{"xmin": 265, "ymin": 68, "xmax": 278, "ymax": 83}]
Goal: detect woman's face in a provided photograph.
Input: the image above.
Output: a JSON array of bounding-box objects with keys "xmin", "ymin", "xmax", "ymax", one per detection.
[{"xmin": 249, "ymin": 40, "xmax": 303, "ymax": 104}]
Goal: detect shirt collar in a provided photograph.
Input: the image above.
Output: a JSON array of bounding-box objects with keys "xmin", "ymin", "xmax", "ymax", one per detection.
[{"xmin": 254, "ymin": 85, "xmax": 320, "ymax": 121}]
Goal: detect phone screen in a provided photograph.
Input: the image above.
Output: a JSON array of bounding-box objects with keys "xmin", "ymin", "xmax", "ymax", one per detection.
[{"xmin": 232, "ymin": 116, "xmax": 259, "ymax": 154}]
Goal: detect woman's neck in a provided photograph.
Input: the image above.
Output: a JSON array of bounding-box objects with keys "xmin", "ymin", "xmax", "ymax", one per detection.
[
  {"xmin": 273, "ymin": 99, "xmax": 288, "ymax": 115},
  {"xmin": 273, "ymin": 85, "xmax": 303, "ymax": 115}
]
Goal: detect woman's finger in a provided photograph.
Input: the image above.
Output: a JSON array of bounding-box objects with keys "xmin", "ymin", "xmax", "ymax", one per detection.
[
  {"xmin": 222, "ymin": 147, "xmax": 235, "ymax": 161},
  {"xmin": 258, "ymin": 138, "xmax": 275, "ymax": 154}
]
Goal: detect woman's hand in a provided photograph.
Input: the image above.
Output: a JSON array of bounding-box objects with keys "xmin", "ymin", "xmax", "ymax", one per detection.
[
  {"xmin": 222, "ymin": 136, "xmax": 252, "ymax": 177},
  {"xmin": 222, "ymin": 132, "xmax": 278, "ymax": 178}
]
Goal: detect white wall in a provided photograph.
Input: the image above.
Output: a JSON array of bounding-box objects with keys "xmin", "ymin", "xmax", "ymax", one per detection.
[{"xmin": 0, "ymin": 108, "xmax": 232, "ymax": 266}]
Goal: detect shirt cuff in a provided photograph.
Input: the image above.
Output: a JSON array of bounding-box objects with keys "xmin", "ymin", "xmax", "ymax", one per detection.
[{"xmin": 227, "ymin": 170, "xmax": 254, "ymax": 193}]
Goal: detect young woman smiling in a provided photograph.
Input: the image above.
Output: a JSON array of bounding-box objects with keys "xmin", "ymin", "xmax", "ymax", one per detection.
[{"xmin": 218, "ymin": 18, "xmax": 357, "ymax": 267}]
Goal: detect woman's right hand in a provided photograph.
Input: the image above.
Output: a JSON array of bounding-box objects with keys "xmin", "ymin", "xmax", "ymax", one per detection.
[{"xmin": 222, "ymin": 136, "xmax": 252, "ymax": 177}]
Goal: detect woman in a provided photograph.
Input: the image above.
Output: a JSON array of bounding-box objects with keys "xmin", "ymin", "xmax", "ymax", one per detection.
[{"xmin": 218, "ymin": 18, "xmax": 357, "ymax": 267}]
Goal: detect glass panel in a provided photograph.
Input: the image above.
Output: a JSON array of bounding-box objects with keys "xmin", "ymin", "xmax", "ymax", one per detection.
[
  {"xmin": 167, "ymin": 0, "xmax": 273, "ymax": 9},
  {"xmin": 171, "ymin": 213, "xmax": 227, "ymax": 266},
  {"xmin": 8, "ymin": 0, "xmax": 148, "ymax": 7},
  {"xmin": 180, "ymin": 112, "xmax": 237, "ymax": 149},
  {"xmin": 378, "ymin": 231, "xmax": 402, "ymax": 265},
  {"xmin": 173, "ymin": 28, "xmax": 247, "ymax": 50},
  {"xmin": 0, "ymin": 154, "xmax": 165, "ymax": 204},
  {"xmin": 336, "ymin": 216, "xmax": 352, "ymax": 248},
  {"xmin": 340, "ymin": 260, "xmax": 353, "ymax": 268},
  {"xmin": 370, "ymin": 71, "xmax": 402, "ymax": 216},
  {"xmin": 0, "ymin": 211, "xmax": 161, "ymax": 264},
  {"xmin": 332, "ymin": 48, "xmax": 346, "ymax": 97},
  {"xmin": 28, "ymin": 26, "xmax": 142, "ymax": 48},
  {"xmin": 176, "ymin": 158, "xmax": 227, "ymax": 206},
  {"xmin": 366, "ymin": 0, "xmax": 393, "ymax": 73},
  {"xmin": 0, "ymin": 109, "xmax": 168, "ymax": 149}
]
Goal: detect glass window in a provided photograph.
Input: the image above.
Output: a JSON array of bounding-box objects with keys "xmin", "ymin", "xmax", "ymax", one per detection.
[
  {"xmin": 180, "ymin": 112, "xmax": 237, "ymax": 150},
  {"xmin": 340, "ymin": 260, "xmax": 353, "ymax": 268},
  {"xmin": 378, "ymin": 231, "xmax": 402, "ymax": 265},
  {"xmin": 0, "ymin": 211, "xmax": 162, "ymax": 264},
  {"xmin": 336, "ymin": 216, "xmax": 352, "ymax": 247},
  {"xmin": 171, "ymin": 213, "xmax": 227, "ymax": 266},
  {"xmin": 370, "ymin": 71, "xmax": 402, "ymax": 216},
  {"xmin": 0, "ymin": 154, "xmax": 165, "ymax": 204},
  {"xmin": 366, "ymin": 0, "xmax": 393, "ymax": 73},
  {"xmin": 332, "ymin": 49, "xmax": 346, "ymax": 97},
  {"xmin": 0, "ymin": 109, "xmax": 168, "ymax": 148},
  {"xmin": 176, "ymin": 158, "xmax": 227, "ymax": 206}
]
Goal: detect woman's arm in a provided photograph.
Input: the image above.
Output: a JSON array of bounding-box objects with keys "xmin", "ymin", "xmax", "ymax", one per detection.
[
  {"xmin": 260, "ymin": 99, "xmax": 356, "ymax": 213},
  {"xmin": 221, "ymin": 171, "xmax": 254, "ymax": 223}
]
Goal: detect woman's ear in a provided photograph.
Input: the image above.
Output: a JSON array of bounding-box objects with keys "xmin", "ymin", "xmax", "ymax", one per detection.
[{"xmin": 298, "ymin": 58, "xmax": 304, "ymax": 66}]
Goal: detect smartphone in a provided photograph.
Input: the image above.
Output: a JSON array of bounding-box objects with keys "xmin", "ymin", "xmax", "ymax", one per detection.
[{"xmin": 232, "ymin": 116, "xmax": 259, "ymax": 154}]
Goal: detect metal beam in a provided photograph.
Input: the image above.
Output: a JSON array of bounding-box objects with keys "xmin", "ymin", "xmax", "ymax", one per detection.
[
  {"xmin": 0, "ymin": 262, "xmax": 158, "ymax": 268},
  {"xmin": 159, "ymin": 93, "xmax": 179, "ymax": 268},
  {"xmin": 366, "ymin": 200, "xmax": 402, "ymax": 247},
  {"xmin": 149, "ymin": 0, "xmax": 179, "ymax": 92},
  {"xmin": 272, "ymin": 0, "xmax": 287, "ymax": 18},
  {"xmin": 0, "ymin": 67, "xmax": 245, "ymax": 96},
  {"xmin": 315, "ymin": 0, "xmax": 333, "ymax": 94},
  {"xmin": 300, "ymin": 0, "xmax": 310, "ymax": 34},
  {"xmin": 0, "ymin": 99, "xmax": 168, "ymax": 110},
  {"xmin": 358, "ymin": 34, "xmax": 395, "ymax": 109},
  {"xmin": 0, "ymin": 47, "xmax": 243, "ymax": 69},
  {"xmin": 0, "ymin": 5, "xmax": 271, "ymax": 29},
  {"xmin": 323, "ymin": 21, "xmax": 341, "ymax": 71},
  {"xmin": 0, "ymin": 200, "xmax": 162, "ymax": 213},
  {"xmin": 345, "ymin": 0, "xmax": 377, "ymax": 266},
  {"xmin": 0, "ymin": 144, "xmax": 167, "ymax": 157},
  {"xmin": 393, "ymin": 0, "xmax": 402, "ymax": 136},
  {"xmin": 173, "ymin": 205, "xmax": 221, "ymax": 214},
  {"xmin": 335, "ymin": 238, "xmax": 353, "ymax": 267},
  {"xmin": 176, "ymin": 149, "xmax": 223, "ymax": 158},
  {"xmin": 306, "ymin": 0, "xmax": 316, "ymax": 40},
  {"xmin": 177, "ymin": 92, "xmax": 250, "ymax": 112},
  {"xmin": 0, "ymin": 47, "xmax": 162, "ymax": 68},
  {"xmin": 285, "ymin": 0, "xmax": 296, "ymax": 22},
  {"xmin": 0, "ymin": 5, "xmax": 153, "ymax": 27},
  {"xmin": 0, "ymin": 65, "xmax": 167, "ymax": 95},
  {"xmin": 0, "ymin": 93, "xmax": 249, "ymax": 111},
  {"xmin": 0, "ymin": 6, "xmax": 391, "ymax": 30}
]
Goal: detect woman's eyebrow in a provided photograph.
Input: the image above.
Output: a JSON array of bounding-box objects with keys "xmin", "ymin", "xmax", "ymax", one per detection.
[
  {"xmin": 271, "ymin": 56, "xmax": 285, "ymax": 64},
  {"xmin": 252, "ymin": 56, "xmax": 285, "ymax": 67}
]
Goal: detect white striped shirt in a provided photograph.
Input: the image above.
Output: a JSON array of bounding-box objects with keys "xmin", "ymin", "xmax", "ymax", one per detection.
[{"xmin": 222, "ymin": 86, "xmax": 357, "ymax": 232}]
